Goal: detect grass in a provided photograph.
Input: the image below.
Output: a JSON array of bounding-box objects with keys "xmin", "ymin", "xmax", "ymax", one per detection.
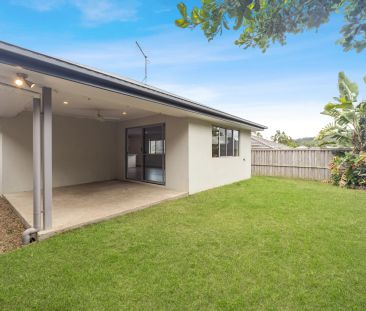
[{"xmin": 0, "ymin": 177, "xmax": 365, "ymax": 310}]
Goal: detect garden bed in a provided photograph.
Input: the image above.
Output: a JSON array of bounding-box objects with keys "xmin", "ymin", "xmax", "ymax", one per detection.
[{"xmin": 0, "ymin": 197, "xmax": 25, "ymax": 253}]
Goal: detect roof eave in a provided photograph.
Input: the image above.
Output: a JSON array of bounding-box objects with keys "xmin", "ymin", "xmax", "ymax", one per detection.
[{"xmin": 0, "ymin": 41, "xmax": 267, "ymax": 130}]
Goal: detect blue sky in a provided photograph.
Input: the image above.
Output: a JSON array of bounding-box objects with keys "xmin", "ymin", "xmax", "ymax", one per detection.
[{"xmin": 1, "ymin": 0, "xmax": 365, "ymax": 138}]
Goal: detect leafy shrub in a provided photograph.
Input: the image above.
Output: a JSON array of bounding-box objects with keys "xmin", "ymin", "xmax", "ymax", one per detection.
[{"xmin": 330, "ymin": 152, "xmax": 366, "ymax": 188}]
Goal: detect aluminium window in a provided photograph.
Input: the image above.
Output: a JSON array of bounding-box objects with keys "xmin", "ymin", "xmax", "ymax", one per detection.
[
  {"xmin": 212, "ymin": 126, "xmax": 219, "ymax": 157},
  {"xmin": 219, "ymin": 128, "xmax": 226, "ymax": 157},
  {"xmin": 212, "ymin": 126, "xmax": 240, "ymax": 157},
  {"xmin": 227, "ymin": 129, "xmax": 233, "ymax": 156}
]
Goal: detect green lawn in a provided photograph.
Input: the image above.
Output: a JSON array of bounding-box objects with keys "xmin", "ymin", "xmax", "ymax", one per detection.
[{"xmin": 1, "ymin": 177, "xmax": 365, "ymax": 310}]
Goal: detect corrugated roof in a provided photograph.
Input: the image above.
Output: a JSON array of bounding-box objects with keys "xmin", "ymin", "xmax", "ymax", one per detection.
[{"xmin": 251, "ymin": 135, "xmax": 288, "ymax": 150}]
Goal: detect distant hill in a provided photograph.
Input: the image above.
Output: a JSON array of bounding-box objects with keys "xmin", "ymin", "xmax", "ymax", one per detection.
[{"xmin": 294, "ymin": 137, "xmax": 317, "ymax": 147}]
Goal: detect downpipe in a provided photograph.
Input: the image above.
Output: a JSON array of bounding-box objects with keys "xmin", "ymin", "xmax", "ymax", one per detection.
[{"xmin": 22, "ymin": 228, "xmax": 39, "ymax": 245}]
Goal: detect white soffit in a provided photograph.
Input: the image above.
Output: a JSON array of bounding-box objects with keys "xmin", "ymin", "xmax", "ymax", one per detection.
[{"xmin": 0, "ymin": 63, "xmax": 258, "ymax": 130}]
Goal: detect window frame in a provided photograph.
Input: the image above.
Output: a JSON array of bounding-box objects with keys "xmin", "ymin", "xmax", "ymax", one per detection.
[
  {"xmin": 125, "ymin": 123, "xmax": 166, "ymax": 185},
  {"xmin": 212, "ymin": 126, "xmax": 240, "ymax": 158},
  {"xmin": 233, "ymin": 130, "xmax": 239, "ymax": 157}
]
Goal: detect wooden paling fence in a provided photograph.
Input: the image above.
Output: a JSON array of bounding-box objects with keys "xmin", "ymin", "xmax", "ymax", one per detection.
[{"xmin": 251, "ymin": 149, "xmax": 349, "ymax": 181}]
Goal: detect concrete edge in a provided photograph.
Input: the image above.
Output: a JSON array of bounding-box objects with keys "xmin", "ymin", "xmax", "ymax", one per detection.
[{"xmin": 38, "ymin": 192, "xmax": 188, "ymax": 241}]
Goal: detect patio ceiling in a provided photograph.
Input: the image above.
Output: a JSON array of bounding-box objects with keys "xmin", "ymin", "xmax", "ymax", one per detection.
[
  {"xmin": 0, "ymin": 62, "xmax": 186, "ymax": 122},
  {"xmin": 0, "ymin": 62, "xmax": 239, "ymax": 126}
]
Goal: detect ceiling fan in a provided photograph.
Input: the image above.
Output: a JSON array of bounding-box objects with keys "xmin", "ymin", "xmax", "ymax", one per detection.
[
  {"xmin": 96, "ymin": 110, "xmax": 122, "ymax": 122},
  {"xmin": 63, "ymin": 105, "xmax": 128, "ymax": 121}
]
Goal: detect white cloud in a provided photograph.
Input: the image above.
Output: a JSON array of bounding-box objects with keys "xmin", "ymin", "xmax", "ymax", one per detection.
[
  {"xmin": 48, "ymin": 32, "xmax": 254, "ymax": 73},
  {"xmin": 229, "ymin": 101, "xmax": 330, "ymax": 139},
  {"xmin": 11, "ymin": 0, "xmax": 64, "ymax": 11},
  {"xmin": 73, "ymin": 0, "xmax": 139, "ymax": 25},
  {"xmin": 151, "ymin": 83, "xmax": 331, "ymax": 138},
  {"xmin": 11, "ymin": 0, "xmax": 140, "ymax": 24}
]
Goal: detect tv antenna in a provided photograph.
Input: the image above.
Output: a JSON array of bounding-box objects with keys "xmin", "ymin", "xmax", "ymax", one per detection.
[{"xmin": 136, "ymin": 41, "xmax": 149, "ymax": 83}]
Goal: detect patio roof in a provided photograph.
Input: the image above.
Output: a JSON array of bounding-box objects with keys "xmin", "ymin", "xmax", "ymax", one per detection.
[{"xmin": 0, "ymin": 41, "xmax": 266, "ymax": 130}]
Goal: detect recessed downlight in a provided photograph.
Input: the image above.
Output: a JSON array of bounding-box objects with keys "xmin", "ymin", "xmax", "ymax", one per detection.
[
  {"xmin": 122, "ymin": 111, "xmax": 127, "ymax": 115},
  {"xmin": 63, "ymin": 101, "xmax": 69, "ymax": 105},
  {"xmin": 15, "ymin": 79, "xmax": 23, "ymax": 87}
]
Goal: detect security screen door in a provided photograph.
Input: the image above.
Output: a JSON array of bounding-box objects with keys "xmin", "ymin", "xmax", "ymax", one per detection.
[{"xmin": 126, "ymin": 124, "xmax": 165, "ymax": 184}]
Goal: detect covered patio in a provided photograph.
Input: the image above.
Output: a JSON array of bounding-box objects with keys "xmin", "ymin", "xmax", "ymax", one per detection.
[
  {"xmin": 5, "ymin": 181, "xmax": 185, "ymax": 239},
  {"xmin": 0, "ymin": 41, "xmax": 261, "ymax": 240},
  {"xmin": 0, "ymin": 42, "xmax": 193, "ymax": 239}
]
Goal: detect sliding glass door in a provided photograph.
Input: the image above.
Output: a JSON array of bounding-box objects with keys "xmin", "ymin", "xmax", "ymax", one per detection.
[
  {"xmin": 126, "ymin": 124, "xmax": 165, "ymax": 185},
  {"xmin": 143, "ymin": 125, "xmax": 165, "ymax": 183},
  {"xmin": 126, "ymin": 127, "xmax": 143, "ymax": 181}
]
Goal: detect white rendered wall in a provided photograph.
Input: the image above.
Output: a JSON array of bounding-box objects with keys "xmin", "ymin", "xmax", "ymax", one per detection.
[
  {"xmin": 188, "ymin": 119, "xmax": 251, "ymax": 194},
  {"xmin": 0, "ymin": 113, "xmax": 33, "ymax": 193},
  {"xmin": 119, "ymin": 115, "xmax": 189, "ymax": 193},
  {"xmin": 0, "ymin": 112, "xmax": 251, "ymax": 195},
  {"xmin": 0, "ymin": 112, "xmax": 119, "ymax": 193}
]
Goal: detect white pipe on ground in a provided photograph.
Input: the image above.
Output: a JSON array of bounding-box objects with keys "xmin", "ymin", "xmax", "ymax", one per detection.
[{"xmin": 22, "ymin": 228, "xmax": 39, "ymax": 245}]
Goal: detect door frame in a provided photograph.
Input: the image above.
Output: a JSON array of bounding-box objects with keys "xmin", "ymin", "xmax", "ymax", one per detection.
[{"xmin": 125, "ymin": 123, "xmax": 166, "ymax": 185}]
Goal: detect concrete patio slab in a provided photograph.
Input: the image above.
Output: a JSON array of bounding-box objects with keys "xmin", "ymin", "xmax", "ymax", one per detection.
[{"xmin": 4, "ymin": 180, "xmax": 187, "ymax": 239}]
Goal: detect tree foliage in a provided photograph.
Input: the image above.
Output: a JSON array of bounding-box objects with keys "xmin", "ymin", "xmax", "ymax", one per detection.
[
  {"xmin": 271, "ymin": 130, "xmax": 298, "ymax": 148},
  {"xmin": 316, "ymin": 72, "xmax": 366, "ymax": 153},
  {"xmin": 317, "ymin": 72, "xmax": 366, "ymax": 188},
  {"xmin": 254, "ymin": 131, "xmax": 263, "ymax": 137},
  {"xmin": 329, "ymin": 152, "xmax": 366, "ymax": 188},
  {"xmin": 294, "ymin": 137, "xmax": 318, "ymax": 147},
  {"xmin": 176, "ymin": 0, "xmax": 366, "ymax": 52}
]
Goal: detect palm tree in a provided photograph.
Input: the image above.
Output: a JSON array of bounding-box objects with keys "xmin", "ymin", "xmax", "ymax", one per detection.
[{"xmin": 316, "ymin": 72, "xmax": 366, "ymax": 154}]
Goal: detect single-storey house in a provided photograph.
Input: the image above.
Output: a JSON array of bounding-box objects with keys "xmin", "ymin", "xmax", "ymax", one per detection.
[{"xmin": 0, "ymin": 41, "xmax": 266, "ymax": 239}]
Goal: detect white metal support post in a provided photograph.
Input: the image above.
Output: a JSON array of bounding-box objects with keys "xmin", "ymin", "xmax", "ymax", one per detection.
[
  {"xmin": 42, "ymin": 87, "xmax": 52, "ymax": 230},
  {"xmin": 33, "ymin": 97, "xmax": 42, "ymax": 229}
]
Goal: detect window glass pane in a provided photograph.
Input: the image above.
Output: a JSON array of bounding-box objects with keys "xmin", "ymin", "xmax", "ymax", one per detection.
[
  {"xmin": 148, "ymin": 140, "xmax": 164, "ymax": 154},
  {"xmin": 126, "ymin": 128, "xmax": 143, "ymax": 181},
  {"xmin": 149, "ymin": 141, "xmax": 156, "ymax": 154},
  {"xmin": 219, "ymin": 128, "xmax": 226, "ymax": 156},
  {"xmin": 155, "ymin": 140, "xmax": 164, "ymax": 154},
  {"xmin": 234, "ymin": 130, "xmax": 239, "ymax": 156},
  {"xmin": 212, "ymin": 126, "xmax": 219, "ymax": 157},
  {"xmin": 144, "ymin": 126, "xmax": 165, "ymax": 183},
  {"xmin": 145, "ymin": 127, "xmax": 165, "ymax": 155},
  {"xmin": 226, "ymin": 129, "xmax": 233, "ymax": 156}
]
